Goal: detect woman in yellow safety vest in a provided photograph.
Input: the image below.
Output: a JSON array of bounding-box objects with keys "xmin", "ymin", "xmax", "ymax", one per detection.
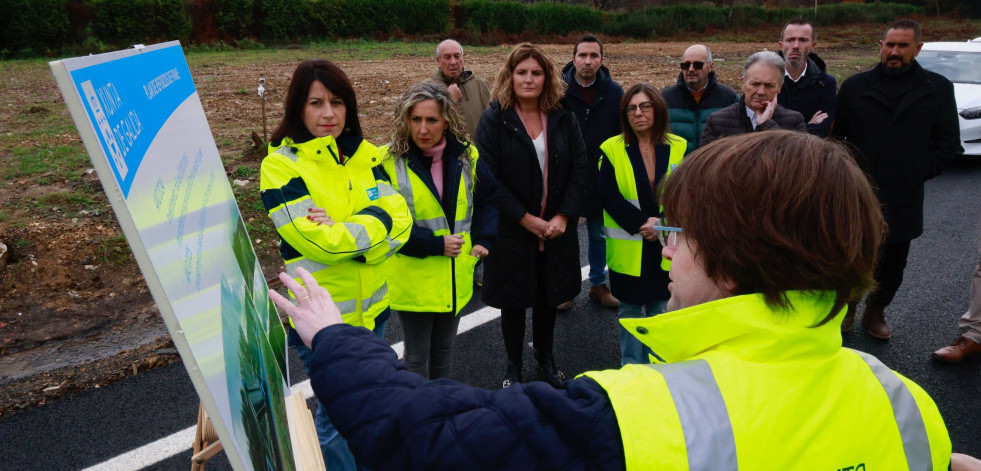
[
  {"xmin": 258, "ymin": 59, "xmax": 410, "ymax": 471},
  {"xmin": 599, "ymin": 83, "xmax": 686, "ymax": 365},
  {"xmin": 272, "ymin": 131, "xmax": 975, "ymax": 470},
  {"xmin": 378, "ymin": 80, "xmax": 498, "ymax": 379}
]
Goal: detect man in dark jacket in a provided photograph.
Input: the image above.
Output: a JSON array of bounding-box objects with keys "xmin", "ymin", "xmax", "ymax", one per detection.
[
  {"xmin": 778, "ymin": 19, "xmax": 837, "ymax": 137},
  {"xmin": 700, "ymin": 51, "xmax": 806, "ymax": 147},
  {"xmin": 560, "ymin": 33, "xmax": 624, "ymax": 309},
  {"xmin": 662, "ymin": 44, "xmax": 739, "ymax": 154},
  {"xmin": 834, "ymin": 19, "xmax": 963, "ymax": 340}
]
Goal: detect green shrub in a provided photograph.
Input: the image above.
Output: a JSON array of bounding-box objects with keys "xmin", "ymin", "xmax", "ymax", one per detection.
[
  {"xmin": 647, "ymin": 5, "xmax": 727, "ymax": 37},
  {"xmin": 215, "ymin": 0, "xmax": 254, "ymax": 39},
  {"xmin": 601, "ymin": 12, "xmax": 654, "ymax": 39},
  {"xmin": 154, "ymin": 0, "xmax": 193, "ymax": 42},
  {"xmin": 463, "ymin": 0, "xmax": 534, "ymax": 34},
  {"xmin": 0, "ymin": 0, "xmax": 71, "ymax": 57},
  {"xmin": 391, "ymin": 0, "xmax": 450, "ymax": 35},
  {"xmin": 92, "ymin": 0, "xmax": 154, "ymax": 46},
  {"xmin": 309, "ymin": 0, "xmax": 348, "ymax": 38},
  {"xmin": 530, "ymin": 2, "xmax": 602, "ymax": 35},
  {"xmin": 257, "ymin": 0, "xmax": 311, "ymax": 40}
]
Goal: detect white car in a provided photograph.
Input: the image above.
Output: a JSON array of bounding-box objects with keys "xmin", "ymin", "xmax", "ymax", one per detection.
[{"xmin": 918, "ymin": 38, "xmax": 981, "ymax": 157}]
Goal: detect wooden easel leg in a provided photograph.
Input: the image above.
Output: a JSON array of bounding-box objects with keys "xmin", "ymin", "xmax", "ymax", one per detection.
[{"xmin": 191, "ymin": 402, "xmax": 224, "ymax": 471}]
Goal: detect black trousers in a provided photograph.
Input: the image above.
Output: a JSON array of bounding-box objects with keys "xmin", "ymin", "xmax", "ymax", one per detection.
[
  {"xmin": 500, "ymin": 251, "xmax": 557, "ymax": 362},
  {"xmin": 398, "ymin": 310, "xmax": 461, "ymax": 380},
  {"xmin": 867, "ymin": 240, "xmax": 912, "ymax": 308}
]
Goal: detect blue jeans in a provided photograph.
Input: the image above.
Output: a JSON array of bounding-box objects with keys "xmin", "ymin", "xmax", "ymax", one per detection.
[
  {"xmin": 289, "ymin": 308, "xmax": 389, "ymax": 471},
  {"xmin": 586, "ymin": 214, "xmax": 608, "ymax": 287},
  {"xmin": 618, "ymin": 300, "xmax": 667, "ymax": 365}
]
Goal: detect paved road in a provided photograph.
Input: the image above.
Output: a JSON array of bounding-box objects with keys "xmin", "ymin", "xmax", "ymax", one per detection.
[{"xmin": 2, "ymin": 158, "xmax": 980, "ymax": 470}]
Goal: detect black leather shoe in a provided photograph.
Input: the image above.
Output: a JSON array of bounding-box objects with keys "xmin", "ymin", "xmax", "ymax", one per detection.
[
  {"xmin": 502, "ymin": 361, "xmax": 522, "ymax": 388},
  {"xmin": 535, "ymin": 351, "xmax": 566, "ymax": 388}
]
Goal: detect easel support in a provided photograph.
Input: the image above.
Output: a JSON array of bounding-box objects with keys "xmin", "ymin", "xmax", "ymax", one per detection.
[{"xmin": 191, "ymin": 402, "xmax": 223, "ymax": 471}]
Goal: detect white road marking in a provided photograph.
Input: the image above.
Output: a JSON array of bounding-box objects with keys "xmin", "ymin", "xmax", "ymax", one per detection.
[{"xmin": 84, "ymin": 265, "xmax": 592, "ymax": 470}]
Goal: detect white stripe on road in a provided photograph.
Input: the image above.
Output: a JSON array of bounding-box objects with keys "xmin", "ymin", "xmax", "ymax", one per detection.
[{"xmin": 84, "ymin": 265, "xmax": 592, "ymax": 470}]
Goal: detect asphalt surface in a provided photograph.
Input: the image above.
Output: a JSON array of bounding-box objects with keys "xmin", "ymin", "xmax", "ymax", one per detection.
[{"xmin": 2, "ymin": 157, "xmax": 980, "ymax": 470}]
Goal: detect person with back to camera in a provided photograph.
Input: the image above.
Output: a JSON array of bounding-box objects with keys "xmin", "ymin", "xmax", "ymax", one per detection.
[
  {"xmin": 599, "ymin": 83, "xmax": 686, "ymax": 365},
  {"xmin": 258, "ymin": 58, "xmax": 411, "ymax": 470},
  {"xmin": 474, "ymin": 43, "xmax": 587, "ymax": 389},
  {"xmin": 269, "ymin": 130, "xmax": 981, "ymax": 470},
  {"xmin": 375, "ymin": 80, "xmax": 498, "ymax": 379}
]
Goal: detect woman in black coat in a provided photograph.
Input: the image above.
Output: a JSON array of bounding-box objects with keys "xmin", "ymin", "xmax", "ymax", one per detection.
[{"xmin": 475, "ymin": 43, "xmax": 587, "ymax": 388}]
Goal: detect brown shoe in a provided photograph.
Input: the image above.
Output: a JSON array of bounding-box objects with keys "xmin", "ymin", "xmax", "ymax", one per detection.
[
  {"xmin": 556, "ymin": 300, "xmax": 573, "ymax": 311},
  {"xmin": 862, "ymin": 304, "xmax": 890, "ymax": 340},
  {"xmin": 588, "ymin": 285, "xmax": 619, "ymax": 308},
  {"xmin": 932, "ymin": 336, "xmax": 981, "ymax": 363},
  {"xmin": 841, "ymin": 303, "xmax": 856, "ymax": 332}
]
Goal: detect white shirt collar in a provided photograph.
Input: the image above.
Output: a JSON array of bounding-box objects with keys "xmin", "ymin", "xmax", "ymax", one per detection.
[
  {"xmin": 745, "ymin": 105, "xmax": 758, "ymax": 130},
  {"xmin": 784, "ymin": 61, "xmax": 808, "ymax": 83}
]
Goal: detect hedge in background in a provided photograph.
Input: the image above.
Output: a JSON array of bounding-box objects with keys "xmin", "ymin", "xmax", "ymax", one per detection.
[
  {"xmin": 0, "ymin": 0, "xmax": 71, "ymax": 57},
  {"xmin": 530, "ymin": 2, "xmax": 603, "ymax": 36},
  {"xmin": 0, "ymin": 0, "xmax": 932, "ymax": 59}
]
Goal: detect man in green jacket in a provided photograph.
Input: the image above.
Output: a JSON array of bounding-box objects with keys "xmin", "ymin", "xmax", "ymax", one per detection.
[{"xmin": 431, "ymin": 39, "xmax": 491, "ymax": 138}]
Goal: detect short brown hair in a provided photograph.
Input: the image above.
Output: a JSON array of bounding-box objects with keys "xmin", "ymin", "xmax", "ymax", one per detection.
[
  {"xmin": 620, "ymin": 83, "xmax": 670, "ymax": 147},
  {"xmin": 886, "ymin": 18, "xmax": 921, "ymax": 43},
  {"xmin": 659, "ymin": 131, "xmax": 886, "ymax": 323},
  {"xmin": 491, "ymin": 43, "xmax": 566, "ymax": 112},
  {"xmin": 781, "ymin": 17, "xmax": 815, "ymax": 41},
  {"xmin": 573, "ymin": 33, "xmax": 603, "ymax": 57}
]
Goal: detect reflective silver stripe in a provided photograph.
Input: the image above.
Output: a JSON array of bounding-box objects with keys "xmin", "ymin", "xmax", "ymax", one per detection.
[
  {"xmin": 604, "ymin": 226, "xmax": 643, "ymax": 242},
  {"xmin": 384, "ymin": 237, "xmax": 402, "ymax": 258},
  {"xmin": 416, "ymin": 216, "xmax": 449, "ymax": 233},
  {"xmin": 459, "ymin": 158, "xmax": 475, "ymax": 233},
  {"xmin": 343, "ymin": 222, "xmax": 371, "ymax": 252},
  {"xmin": 284, "ymin": 258, "xmax": 330, "ymax": 278},
  {"xmin": 625, "ymin": 198, "xmax": 640, "ymax": 209},
  {"xmin": 361, "ymin": 282, "xmax": 389, "ymax": 312},
  {"xmin": 274, "ymin": 145, "xmax": 300, "ymax": 163},
  {"xmin": 269, "ymin": 198, "xmax": 316, "ymax": 229},
  {"xmin": 335, "ymin": 299, "xmax": 358, "ymax": 315},
  {"xmin": 647, "ymin": 360, "xmax": 738, "ymax": 471},
  {"xmin": 853, "ymin": 350, "xmax": 933, "ymax": 470},
  {"xmin": 376, "ymin": 180, "xmax": 399, "ymax": 197},
  {"xmin": 393, "ymin": 158, "xmax": 416, "ymax": 216}
]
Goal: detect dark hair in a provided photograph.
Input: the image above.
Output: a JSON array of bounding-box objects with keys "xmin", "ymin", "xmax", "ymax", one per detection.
[
  {"xmin": 270, "ymin": 59, "xmax": 362, "ymax": 145},
  {"xmin": 886, "ymin": 18, "xmax": 921, "ymax": 43},
  {"xmin": 781, "ymin": 17, "xmax": 815, "ymax": 41},
  {"xmin": 620, "ymin": 83, "xmax": 669, "ymax": 147},
  {"xmin": 491, "ymin": 43, "xmax": 566, "ymax": 112},
  {"xmin": 573, "ymin": 33, "xmax": 603, "ymax": 57},
  {"xmin": 659, "ymin": 131, "xmax": 886, "ymax": 323}
]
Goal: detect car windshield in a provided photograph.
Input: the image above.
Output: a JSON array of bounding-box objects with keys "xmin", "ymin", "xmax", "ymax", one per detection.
[{"xmin": 918, "ymin": 50, "xmax": 981, "ymax": 84}]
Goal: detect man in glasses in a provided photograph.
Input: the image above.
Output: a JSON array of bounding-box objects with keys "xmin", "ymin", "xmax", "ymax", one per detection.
[
  {"xmin": 560, "ymin": 33, "xmax": 625, "ymax": 310},
  {"xmin": 662, "ymin": 44, "xmax": 738, "ymax": 155},
  {"xmin": 700, "ymin": 50, "xmax": 806, "ymax": 146},
  {"xmin": 777, "ymin": 18, "xmax": 837, "ymax": 137}
]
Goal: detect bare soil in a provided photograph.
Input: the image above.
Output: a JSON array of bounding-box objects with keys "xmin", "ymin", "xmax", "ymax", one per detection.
[{"xmin": 0, "ymin": 26, "xmax": 961, "ymax": 416}]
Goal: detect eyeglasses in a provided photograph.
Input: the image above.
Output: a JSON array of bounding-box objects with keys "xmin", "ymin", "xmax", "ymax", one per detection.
[
  {"xmin": 680, "ymin": 61, "xmax": 706, "ymax": 70},
  {"xmin": 653, "ymin": 225, "xmax": 683, "ymax": 247},
  {"xmin": 625, "ymin": 101, "xmax": 654, "ymax": 114}
]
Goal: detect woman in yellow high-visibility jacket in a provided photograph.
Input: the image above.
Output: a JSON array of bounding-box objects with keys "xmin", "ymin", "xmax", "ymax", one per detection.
[
  {"xmin": 259, "ymin": 59, "xmax": 410, "ymax": 471},
  {"xmin": 599, "ymin": 83, "xmax": 685, "ymax": 365},
  {"xmin": 376, "ymin": 80, "xmax": 497, "ymax": 379}
]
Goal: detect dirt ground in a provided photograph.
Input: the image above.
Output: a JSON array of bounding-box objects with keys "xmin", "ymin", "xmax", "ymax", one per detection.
[{"xmin": 0, "ymin": 35, "xmax": 914, "ymax": 416}]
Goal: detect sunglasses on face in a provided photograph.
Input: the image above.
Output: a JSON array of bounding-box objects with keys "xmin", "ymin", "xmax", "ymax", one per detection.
[{"xmin": 680, "ymin": 61, "xmax": 706, "ymax": 70}]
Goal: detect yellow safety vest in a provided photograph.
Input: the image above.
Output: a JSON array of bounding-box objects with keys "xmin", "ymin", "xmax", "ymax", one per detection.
[
  {"xmin": 381, "ymin": 144, "xmax": 479, "ymax": 314},
  {"xmin": 259, "ymin": 135, "xmax": 411, "ymax": 330},
  {"xmin": 599, "ymin": 133, "xmax": 685, "ymax": 276},
  {"xmin": 584, "ymin": 292, "xmax": 951, "ymax": 470}
]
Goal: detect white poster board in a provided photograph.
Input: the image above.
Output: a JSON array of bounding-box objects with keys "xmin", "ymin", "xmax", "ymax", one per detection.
[{"xmin": 50, "ymin": 42, "xmax": 297, "ymax": 471}]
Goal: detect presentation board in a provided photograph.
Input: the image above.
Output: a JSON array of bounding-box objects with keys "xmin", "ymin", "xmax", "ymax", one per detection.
[{"xmin": 50, "ymin": 42, "xmax": 297, "ymax": 471}]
